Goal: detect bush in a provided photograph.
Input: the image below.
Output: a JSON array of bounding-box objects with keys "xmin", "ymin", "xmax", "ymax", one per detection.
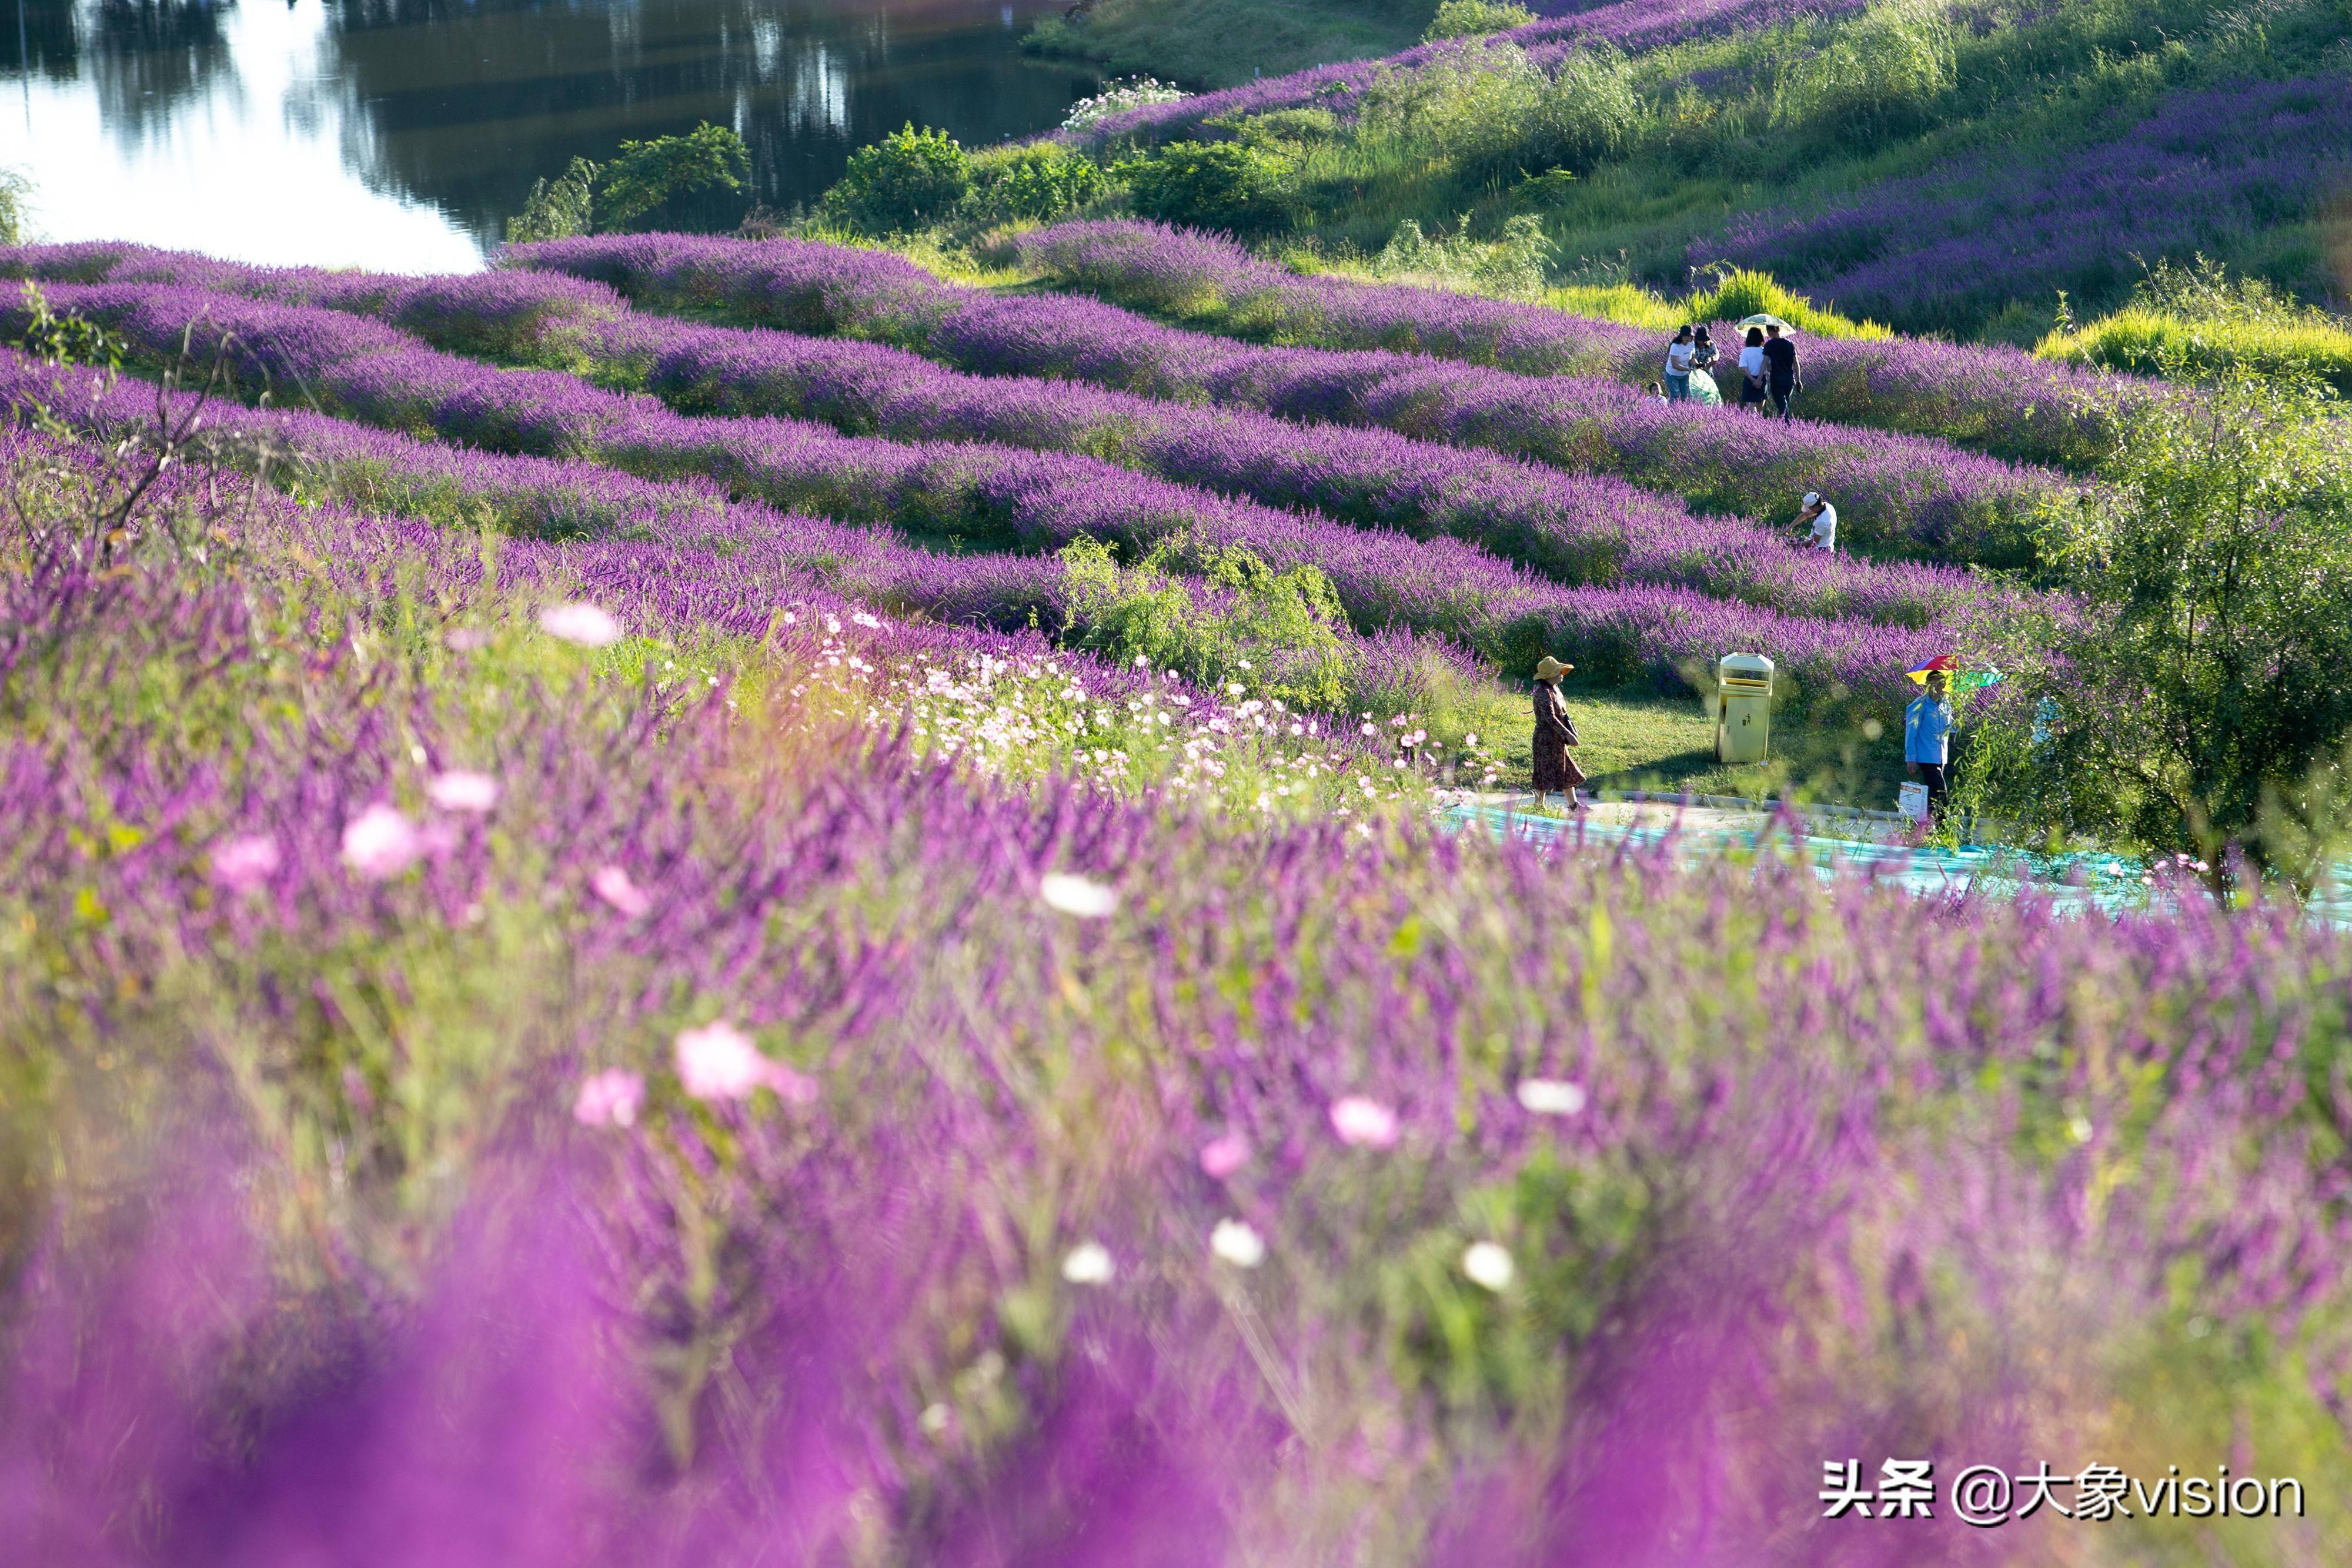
[
  {"xmin": 1526, "ymin": 46, "xmax": 1639, "ymax": 174},
  {"xmin": 1057, "ymin": 534, "xmax": 1351, "ymax": 711},
  {"xmin": 1359, "ymin": 39, "xmax": 1632, "ymax": 179},
  {"xmin": 1772, "ymin": 0, "xmax": 1954, "ymax": 147},
  {"xmin": 1116, "ymin": 141, "xmax": 1298, "ymax": 236},
  {"xmin": 1373, "ymin": 214, "xmax": 1553, "ymax": 300},
  {"xmin": 2037, "ymin": 258, "xmax": 2352, "ymax": 396},
  {"xmin": 823, "ymin": 124, "xmax": 972, "ymax": 235},
  {"xmin": 1686, "ymin": 268, "xmax": 1890, "ymax": 339},
  {"xmin": 506, "ymin": 158, "xmax": 599, "ymax": 245},
  {"xmin": 597, "ymin": 123, "xmax": 750, "ymax": 231},
  {"xmin": 1424, "ymin": 0, "xmax": 1535, "ymax": 40},
  {"xmin": 1966, "ymin": 364, "xmax": 2352, "ymax": 882},
  {"xmin": 0, "ymin": 169, "xmax": 29, "ymax": 247},
  {"xmin": 967, "ymin": 144, "xmax": 1114, "ymax": 225}
]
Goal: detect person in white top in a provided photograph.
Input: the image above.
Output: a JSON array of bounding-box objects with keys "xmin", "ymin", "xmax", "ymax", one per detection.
[
  {"xmin": 1663, "ymin": 326, "xmax": 1695, "ymax": 402},
  {"xmin": 1736, "ymin": 327, "xmax": 1768, "ymax": 412},
  {"xmin": 1797, "ymin": 491, "xmax": 1837, "ymax": 551}
]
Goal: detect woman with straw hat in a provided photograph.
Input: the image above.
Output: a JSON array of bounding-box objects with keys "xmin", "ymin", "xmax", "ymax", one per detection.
[{"xmin": 1531, "ymin": 655, "xmax": 1585, "ymax": 812}]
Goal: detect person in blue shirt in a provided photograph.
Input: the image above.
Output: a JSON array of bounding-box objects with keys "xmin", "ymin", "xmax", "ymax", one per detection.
[{"xmin": 1904, "ymin": 670, "xmax": 1955, "ymax": 821}]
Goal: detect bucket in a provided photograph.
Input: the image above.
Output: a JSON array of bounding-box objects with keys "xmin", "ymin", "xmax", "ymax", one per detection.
[{"xmin": 1896, "ymin": 782, "xmax": 1930, "ymax": 821}]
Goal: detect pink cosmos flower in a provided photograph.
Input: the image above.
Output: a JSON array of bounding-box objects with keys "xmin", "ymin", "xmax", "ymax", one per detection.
[
  {"xmin": 674, "ymin": 1022, "xmax": 818, "ymax": 1105},
  {"xmin": 426, "ymin": 770, "xmax": 501, "ymax": 813},
  {"xmin": 340, "ymin": 804, "xmax": 422, "ymax": 880},
  {"xmin": 1198, "ymin": 1132, "xmax": 1251, "ymax": 1179},
  {"xmin": 539, "ymin": 602, "xmax": 623, "ymax": 648},
  {"xmin": 1329, "ymin": 1095, "xmax": 1401, "ymax": 1149},
  {"xmin": 590, "ymin": 864, "xmax": 650, "ymax": 918},
  {"xmin": 208, "ymin": 833, "xmax": 280, "ymax": 892},
  {"xmin": 573, "ymin": 1069, "xmax": 645, "ymax": 1129}
]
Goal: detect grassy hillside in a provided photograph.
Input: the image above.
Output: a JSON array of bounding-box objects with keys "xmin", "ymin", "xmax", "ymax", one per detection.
[{"xmin": 997, "ymin": 0, "xmax": 2351, "ymax": 342}]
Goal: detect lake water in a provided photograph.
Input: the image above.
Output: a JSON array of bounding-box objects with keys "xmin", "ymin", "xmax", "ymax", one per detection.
[{"xmin": 0, "ymin": 0, "xmax": 1098, "ymax": 270}]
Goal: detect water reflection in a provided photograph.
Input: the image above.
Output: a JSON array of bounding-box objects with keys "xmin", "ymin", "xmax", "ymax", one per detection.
[
  {"xmin": 1, "ymin": 0, "xmax": 1095, "ymax": 267},
  {"xmin": 90, "ymin": 0, "xmax": 240, "ymax": 140}
]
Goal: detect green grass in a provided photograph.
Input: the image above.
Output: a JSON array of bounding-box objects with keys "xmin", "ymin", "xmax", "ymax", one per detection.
[
  {"xmin": 1444, "ymin": 684, "xmax": 1909, "ymax": 809},
  {"xmin": 1025, "ymin": 0, "xmax": 1435, "ymax": 90},
  {"xmin": 2040, "ymin": 305, "xmax": 2352, "ymax": 398}
]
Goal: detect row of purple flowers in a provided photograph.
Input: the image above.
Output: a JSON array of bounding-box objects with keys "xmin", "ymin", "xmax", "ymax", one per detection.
[
  {"xmin": 2, "ymin": 282, "xmax": 1956, "ymax": 706},
  {"xmin": 495, "ymin": 230, "xmax": 2076, "ymax": 565},
  {"xmin": 4, "ymin": 240, "xmax": 2012, "ymax": 630}
]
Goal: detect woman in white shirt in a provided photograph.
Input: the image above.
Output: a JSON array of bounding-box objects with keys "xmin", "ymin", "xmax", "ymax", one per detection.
[
  {"xmin": 1663, "ymin": 326, "xmax": 1695, "ymax": 402},
  {"xmin": 1736, "ymin": 327, "xmax": 1768, "ymax": 412}
]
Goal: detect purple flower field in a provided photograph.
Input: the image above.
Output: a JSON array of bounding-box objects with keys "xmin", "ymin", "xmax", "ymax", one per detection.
[
  {"xmin": 0, "ymin": 269, "xmax": 1977, "ymax": 707},
  {"xmin": 0, "ymin": 241, "xmax": 2009, "ymax": 628},
  {"xmin": 1006, "ymin": 220, "xmax": 2156, "ymax": 472},
  {"xmin": 493, "ymin": 230, "xmax": 2077, "ymax": 560},
  {"xmin": 8, "ymin": 407, "xmax": 2352, "ymax": 1564},
  {"xmin": 1709, "ymin": 77, "xmax": 2352, "ymax": 327}
]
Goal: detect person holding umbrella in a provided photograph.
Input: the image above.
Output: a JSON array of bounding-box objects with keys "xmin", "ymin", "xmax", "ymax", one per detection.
[
  {"xmin": 1531, "ymin": 655, "xmax": 1585, "ymax": 813},
  {"xmin": 1759, "ymin": 320, "xmax": 1800, "ymax": 420},
  {"xmin": 1903, "ymin": 660, "xmax": 1957, "ymax": 823},
  {"xmin": 1736, "ymin": 325, "xmax": 1768, "ymax": 412}
]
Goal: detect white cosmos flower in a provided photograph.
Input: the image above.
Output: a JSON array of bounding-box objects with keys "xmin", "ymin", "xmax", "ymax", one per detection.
[
  {"xmin": 1210, "ymin": 1218, "xmax": 1267, "ymax": 1268},
  {"xmin": 1516, "ymin": 1078, "xmax": 1588, "ymax": 1116},
  {"xmin": 1061, "ymin": 1241, "xmax": 1115, "ymax": 1285},
  {"xmin": 1462, "ymin": 1241, "xmax": 1515, "ymax": 1292},
  {"xmin": 1040, "ymin": 872, "xmax": 1117, "ymax": 917}
]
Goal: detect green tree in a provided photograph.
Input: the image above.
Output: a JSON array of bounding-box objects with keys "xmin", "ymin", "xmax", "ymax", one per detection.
[
  {"xmin": 1970, "ymin": 365, "xmax": 2352, "ymax": 887},
  {"xmin": 823, "ymin": 124, "xmax": 972, "ymax": 235},
  {"xmin": 597, "ymin": 123, "xmax": 751, "ymax": 230},
  {"xmin": 1115, "ymin": 141, "xmax": 1297, "ymax": 237},
  {"xmin": 506, "ymin": 158, "xmax": 599, "ymax": 244}
]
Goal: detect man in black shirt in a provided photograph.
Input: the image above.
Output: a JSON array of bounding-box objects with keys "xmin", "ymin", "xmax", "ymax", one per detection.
[{"xmin": 1760, "ymin": 325, "xmax": 1799, "ymax": 420}]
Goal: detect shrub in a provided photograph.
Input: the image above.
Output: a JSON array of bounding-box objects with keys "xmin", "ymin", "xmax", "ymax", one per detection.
[
  {"xmin": 1373, "ymin": 214, "xmax": 1553, "ymax": 300},
  {"xmin": 1116, "ymin": 141, "xmax": 1298, "ymax": 236},
  {"xmin": 0, "ymin": 168, "xmax": 30, "ymax": 247},
  {"xmin": 1057, "ymin": 534, "xmax": 1351, "ymax": 711},
  {"xmin": 1526, "ymin": 46, "xmax": 1639, "ymax": 174},
  {"xmin": 1358, "ymin": 39, "xmax": 1633, "ymax": 179},
  {"xmin": 2037, "ymin": 257, "xmax": 2352, "ymax": 396},
  {"xmin": 1061, "ymin": 76, "xmax": 1187, "ymax": 133},
  {"xmin": 1424, "ymin": 0, "xmax": 1535, "ymax": 40},
  {"xmin": 824, "ymin": 124, "xmax": 972, "ymax": 236},
  {"xmin": 1358, "ymin": 39, "xmax": 1545, "ymax": 173},
  {"xmin": 967, "ymin": 144, "xmax": 1114, "ymax": 225},
  {"xmin": 1967, "ymin": 364, "xmax": 2352, "ymax": 882},
  {"xmin": 597, "ymin": 123, "xmax": 750, "ymax": 231},
  {"xmin": 1771, "ymin": 0, "xmax": 1954, "ymax": 147},
  {"xmin": 506, "ymin": 158, "xmax": 599, "ymax": 245}
]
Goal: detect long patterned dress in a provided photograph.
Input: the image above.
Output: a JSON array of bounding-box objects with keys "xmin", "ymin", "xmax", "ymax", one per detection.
[{"xmin": 1531, "ymin": 682, "xmax": 1585, "ymax": 793}]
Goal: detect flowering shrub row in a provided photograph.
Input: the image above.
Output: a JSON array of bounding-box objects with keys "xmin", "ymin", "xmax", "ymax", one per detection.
[
  {"xmin": 3, "ymin": 241, "xmax": 2013, "ymax": 630},
  {"xmin": 2, "ymin": 284, "xmax": 1955, "ymax": 706},
  {"xmin": 496, "ymin": 230, "xmax": 2073, "ymax": 562},
  {"xmin": 1009, "ymin": 220, "xmax": 2159, "ymax": 471}
]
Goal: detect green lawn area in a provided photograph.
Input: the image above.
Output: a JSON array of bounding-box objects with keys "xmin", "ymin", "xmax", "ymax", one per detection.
[{"xmin": 1444, "ymin": 683, "xmax": 1910, "ymax": 811}]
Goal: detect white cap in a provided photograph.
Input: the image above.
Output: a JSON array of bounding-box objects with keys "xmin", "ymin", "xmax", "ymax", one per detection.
[{"xmin": 1801, "ymin": 492, "xmax": 1821, "ymax": 507}]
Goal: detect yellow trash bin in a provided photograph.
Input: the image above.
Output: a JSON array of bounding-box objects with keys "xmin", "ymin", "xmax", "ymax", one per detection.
[{"xmin": 1715, "ymin": 653, "xmax": 1775, "ymax": 764}]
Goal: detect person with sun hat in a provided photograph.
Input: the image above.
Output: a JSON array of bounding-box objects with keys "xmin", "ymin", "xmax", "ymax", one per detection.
[{"xmin": 1531, "ymin": 655, "xmax": 1585, "ymax": 812}]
